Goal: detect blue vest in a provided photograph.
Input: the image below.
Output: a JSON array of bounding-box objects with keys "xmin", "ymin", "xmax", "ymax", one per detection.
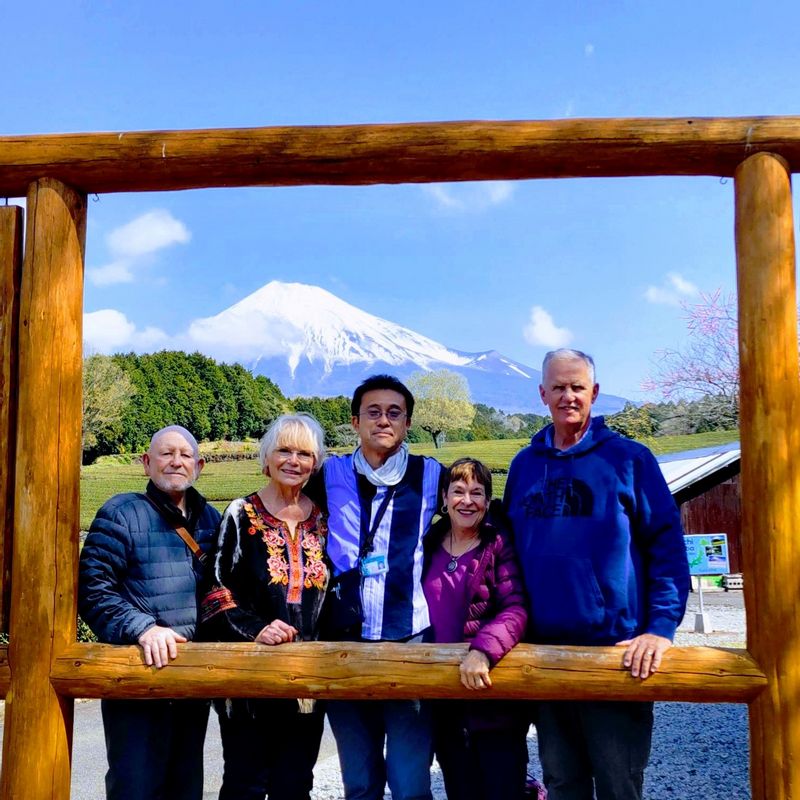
[{"xmin": 324, "ymin": 454, "xmax": 442, "ymax": 640}]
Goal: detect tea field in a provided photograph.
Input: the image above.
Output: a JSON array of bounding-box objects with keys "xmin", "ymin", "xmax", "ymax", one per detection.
[{"xmin": 79, "ymin": 429, "xmax": 738, "ymax": 530}]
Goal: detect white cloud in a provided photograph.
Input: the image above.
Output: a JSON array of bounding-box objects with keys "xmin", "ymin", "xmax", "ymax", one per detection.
[
  {"xmin": 668, "ymin": 272, "xmax": 698, "ymax": 295},
  {"xmin": 83, "ymin": 309, "xmax": 167, "ymax": 353},
  {"xmin": 136, "ymin": 326, "xmax": 170, "ymax": 348},
  {"xmin": 107, "ymin": 209, "xmax": 190, "ymax": 258},
  {"xmin": 88, "ymin": 262, "xmax": 134, "ymax": 286},
  {"xmin": 585, "ymin": 43, "xmax": 595, "ymax": 57},
  {"xmin": 424, "ymin": 181, "xmax": 515, "ymax": 212},
  {"xmin": 87, "ymin": 209, "xmax": 190, "ymax": 287},
  {"xmin": 186, "ymin": 309, "xmax": 304, "ymax": 363},
  {"xmin": 523, "ymin": 306, "xmax": 573, "ymax": 347},
  {"xmin": 644, "ymin": 271, "xmax": 699, "ymax": 306}
]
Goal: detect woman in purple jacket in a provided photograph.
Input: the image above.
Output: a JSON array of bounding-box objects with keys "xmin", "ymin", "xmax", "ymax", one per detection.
[{"xmin": 423, "ymin": 458, "xmax": 529, "ymax": 800}]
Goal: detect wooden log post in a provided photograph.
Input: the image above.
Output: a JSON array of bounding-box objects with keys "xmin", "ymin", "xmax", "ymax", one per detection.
[
  {"xmin": 735, "ymin": 152, "xmax": 800, "ymax": 800},
  {"xmin": 0, "ymin": 205, "xmax": 23, "ymax": 631},
  {"xmin": 0, "ymin": 180, "xmax": 86, "ymax": 800}
]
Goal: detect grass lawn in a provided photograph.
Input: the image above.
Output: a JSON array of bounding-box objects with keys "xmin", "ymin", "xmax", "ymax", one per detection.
[
  {"xmin": 642, "ymin": 429, "xmax": 740, "ymax": 455},
  {"xmin": 408, "ymin": 439, "xmax": 529, "ymax": 469},
  {"xmin": 80, "ymin": 429, "xmax": 738, "ymax": 530},
  {"xmin": 80, "ymin": 459, "xmax": 265, "ymax": 530}
]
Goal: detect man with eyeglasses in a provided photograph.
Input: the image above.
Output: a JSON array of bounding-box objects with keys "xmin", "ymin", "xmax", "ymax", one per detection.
[{"xmin": 307, "ymin": 374, "xmax": 443, "ymax": 800}]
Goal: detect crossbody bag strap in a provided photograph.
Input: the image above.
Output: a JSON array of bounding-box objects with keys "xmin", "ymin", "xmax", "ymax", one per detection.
[
  {"xmin": 139, "ymin": 492, "xmax": 208, "ymax": 566},
  {"xmin": 173, "ymin": 524, "xmax": 208, "ymax": 566}
]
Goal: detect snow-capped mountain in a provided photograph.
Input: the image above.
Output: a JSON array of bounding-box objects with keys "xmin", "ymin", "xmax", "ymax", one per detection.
[{"xmin": 188, "ymin": 281, "xmax": 628, "ymax": 415}]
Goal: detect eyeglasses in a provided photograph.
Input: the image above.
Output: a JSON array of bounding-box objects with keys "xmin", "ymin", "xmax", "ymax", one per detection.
[
  {"xmin": 274, "ymin": 448, "xmax": 315, "ymax": 464},
  {"xmin": 359, "ymin": 408, "xmax": 407, "ymax": 422}
]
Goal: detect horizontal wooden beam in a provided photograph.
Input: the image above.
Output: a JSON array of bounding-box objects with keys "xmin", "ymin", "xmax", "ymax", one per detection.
[
  {"xmin": 1, "ymin": 117, "xmax": 800, "ymax": 196},
  {"xmin": 50, "ymin": 642, "xmax": 765, "ymax": 704}
]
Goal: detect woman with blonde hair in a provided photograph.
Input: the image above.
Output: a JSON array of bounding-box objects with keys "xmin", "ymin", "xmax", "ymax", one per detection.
[{"xmin": 202, "ymin": 413, "xmax": 329, "ymax": 800}]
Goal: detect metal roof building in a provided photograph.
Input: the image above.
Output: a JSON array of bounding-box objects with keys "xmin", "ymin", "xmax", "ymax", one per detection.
[{"xmin": 657, "ymin": 441, "xmax": 742, "ymax": 574}]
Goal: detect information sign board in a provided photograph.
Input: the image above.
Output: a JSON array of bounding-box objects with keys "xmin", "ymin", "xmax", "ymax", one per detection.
[{"xmin": 684, "ymin": 533, "xmax": 729, "ymax": 576}]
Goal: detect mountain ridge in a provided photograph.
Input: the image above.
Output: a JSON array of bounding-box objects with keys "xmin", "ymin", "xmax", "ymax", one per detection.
[{"xmin": 187, "ymin": 280, "xmax": 628, "ymax": 415}]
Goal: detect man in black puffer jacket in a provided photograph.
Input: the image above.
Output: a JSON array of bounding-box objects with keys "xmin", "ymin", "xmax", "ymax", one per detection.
[{"xmin": 79, "ymin": 425, "xmax": 221, "ymax": 800}]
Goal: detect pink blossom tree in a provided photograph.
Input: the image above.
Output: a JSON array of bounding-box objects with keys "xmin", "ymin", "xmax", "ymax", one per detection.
[{"xmin": 643, "ymin": 290, "xmax": 739, "ymax": 422}]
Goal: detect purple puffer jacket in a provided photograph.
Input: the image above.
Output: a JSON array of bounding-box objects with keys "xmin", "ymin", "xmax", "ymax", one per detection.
[{"xmin": 424, "ymin": 518, "xmax": 528, "ymax": 666}]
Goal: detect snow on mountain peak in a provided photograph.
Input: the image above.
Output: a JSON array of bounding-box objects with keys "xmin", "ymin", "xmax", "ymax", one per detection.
[
  {"xmin": 188, "ymin": 280, "xmax": 470, "ymax": 374},
  {"xmin": 182, "ymin": 280, "xmax": 627, "ymax": 414}
]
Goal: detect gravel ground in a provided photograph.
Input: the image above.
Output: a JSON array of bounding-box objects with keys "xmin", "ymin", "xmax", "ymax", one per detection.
[
  {"xmin": 309, "ymin": 590, "xmax": 751, "ymax": 799},
  {"xmin": 649, "ymin": 590, "xmax": 750, "ymax": 799}
]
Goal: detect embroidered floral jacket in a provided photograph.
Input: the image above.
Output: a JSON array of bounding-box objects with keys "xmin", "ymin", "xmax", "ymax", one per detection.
[{"xmin": 201, "ymin": 493, "xmax": 329, "ymax": 642}]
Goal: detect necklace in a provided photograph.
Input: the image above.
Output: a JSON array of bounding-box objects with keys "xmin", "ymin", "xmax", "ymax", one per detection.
[{"xmin": 445, "ymin": 529, "xmax": 478, "ymax": 573}]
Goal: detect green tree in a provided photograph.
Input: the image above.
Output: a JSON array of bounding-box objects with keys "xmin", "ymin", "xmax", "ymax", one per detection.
[
  {"xmin": 293, "ymin": 396, "xmax": 351, "ymax": 445},
  {"xmin": 605, "ymin": 402, "xmax": 656, "ymax": 442},
  {"xmin": 253, "ymin": 375, "xmax": 291, "ymax": 430},
  {"xmin": 123, "ymin": 351, "xmax": 215, "ymax": 443},
  {"xmin": 83, "ymin": 352, "xmax": 292, "ymax": 454},
  {"xmin": 468, "ymin": 404, "xmax": 548, "ymax": 441},
  {"xmin": 220, "ymin": 364, "xmax": 283, "ymax": 438},
  {"xmin": 188, "ymin": 352, "xmax": 237, "ymax": 440},
  {"xmin": 407, "ymin": 370, "xmax": 476, "ymax": 448},
  {"xmin": 110, "ymin": 352, "xmax": 292, "ymax": 452},
  {"xmin": 82, "ymin": 354, "xmax": 135, "ymax": 462}
]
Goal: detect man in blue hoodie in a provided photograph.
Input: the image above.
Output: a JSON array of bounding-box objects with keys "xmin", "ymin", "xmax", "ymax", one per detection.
[{"xmin": 504, "ymin": 349, "xmax": 689, "ymax": 800}]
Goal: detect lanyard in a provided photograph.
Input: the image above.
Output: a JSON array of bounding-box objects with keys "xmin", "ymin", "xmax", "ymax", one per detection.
[{"xmin": 358, "ymin": 483, "xmax": 397, "ymax": 562}]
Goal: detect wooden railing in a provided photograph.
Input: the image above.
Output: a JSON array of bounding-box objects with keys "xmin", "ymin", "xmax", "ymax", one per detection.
[{"xmin": 46, "ymin": 642, "xmax": 765, "ymax": 703}]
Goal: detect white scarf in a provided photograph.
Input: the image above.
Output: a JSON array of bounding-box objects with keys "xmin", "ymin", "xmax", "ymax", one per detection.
[{"xmin": 353, "ymin": 442, "xmax": 409, "ymax": 486}]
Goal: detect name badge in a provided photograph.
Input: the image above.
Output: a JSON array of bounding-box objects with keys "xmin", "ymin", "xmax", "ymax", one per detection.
[{"xmin": 360, "ymin": 555, "xmax": 387, "ymax": 577}]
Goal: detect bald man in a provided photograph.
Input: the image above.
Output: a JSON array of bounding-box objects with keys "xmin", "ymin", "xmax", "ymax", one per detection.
[{"xmin": 79, "ymin": 426, "xmax": 222, "ymax": 800}]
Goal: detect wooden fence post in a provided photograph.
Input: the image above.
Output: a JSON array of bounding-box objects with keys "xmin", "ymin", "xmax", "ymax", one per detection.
[
  {"xmin": 0, "ymin": 180, "xmax": 86, "ymax": 800},
  {"xmin": 0, "ymin": 205, "xmax": 23, "ymax": 631},
  {"xmin": 735, "ymin": 152, "xmax": 800, "ymax": 800}
]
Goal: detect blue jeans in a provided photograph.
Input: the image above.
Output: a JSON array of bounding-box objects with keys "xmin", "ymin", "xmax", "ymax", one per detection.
[
  {"xmin": 327, "ymin": 699, "xmax": 433, "ymax": 800},
  {"xmin": 535, "ymin": 701, "xmax": 654, "ymax": 800}
]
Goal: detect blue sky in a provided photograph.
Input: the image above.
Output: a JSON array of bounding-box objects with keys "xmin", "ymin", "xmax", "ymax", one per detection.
[{"xmin": 4, "ymin": 2, "xmax": 799, "ymax": 402}]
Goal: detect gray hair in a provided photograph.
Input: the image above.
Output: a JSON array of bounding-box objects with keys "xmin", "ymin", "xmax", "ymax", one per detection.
[
  {"xmin": 149, "ymin": 425, "xmax": 200, "ymax": 458},
  {"xmin": 258, "ymin": 413, "xmax": 326, "ymax": 473},
  {"xmin": 542, "ymin": 349, "xmax": 597, "ymax": 385}
]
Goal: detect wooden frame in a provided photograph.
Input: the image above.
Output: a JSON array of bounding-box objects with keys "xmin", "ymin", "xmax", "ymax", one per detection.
[{"xmin": 0, "ymin": 116, "xmax": 796, "ymax": 800}]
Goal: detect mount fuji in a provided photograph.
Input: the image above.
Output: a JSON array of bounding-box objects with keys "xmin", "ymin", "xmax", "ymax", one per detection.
[{"xmin": 187, "ymin": 281, "xmax": 628, "ymax": 415}]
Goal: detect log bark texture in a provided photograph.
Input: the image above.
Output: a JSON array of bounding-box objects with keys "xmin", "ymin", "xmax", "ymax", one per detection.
[
  {"xmin": 0, "ymin": 180, "xmax": 85, "ymax": 800},
  {"xmin": 0, "ymin": 205, "xmax": 22, "ymax": 630},
  {"xmin": 50, "ymin": 642, "xmax": 765, "ymax": 704},
  {"xmin": 0, "ymin": 645, "xmax": 8, "ymax": 695},
  {"xmin": 1, "ymin": 116, "xmax": 800, "ymax": 196},
  {"xmin": 735, "ymin": 152, "xmax": 800, "ymax": 800}
]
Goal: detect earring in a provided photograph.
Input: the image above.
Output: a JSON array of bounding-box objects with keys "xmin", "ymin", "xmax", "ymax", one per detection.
[{"xmin": 441, "ymin": 503, "xmax": 448, "ymax": 515}]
